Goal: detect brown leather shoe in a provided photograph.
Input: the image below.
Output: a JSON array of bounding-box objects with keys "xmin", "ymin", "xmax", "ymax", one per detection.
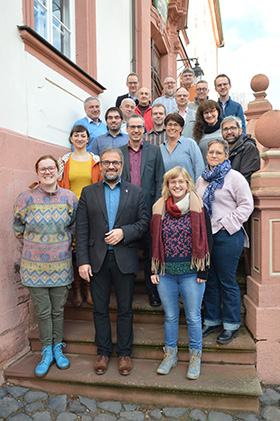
[
  {"xmin": 94, "ymin": 355, "xmax": 109, "ymax": 375},
  {"xmin": 118, "ymin": 356, "xmax": 133, "ymax": 376}
]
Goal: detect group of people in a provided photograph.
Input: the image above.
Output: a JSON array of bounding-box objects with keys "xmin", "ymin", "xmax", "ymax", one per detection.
[{"xmin": 13, "ymin": 69, "xmax": 261, "ymax": 382}]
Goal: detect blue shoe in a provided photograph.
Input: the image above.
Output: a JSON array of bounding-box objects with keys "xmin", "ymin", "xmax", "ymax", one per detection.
[
  {"xmin": 35, "ymin": 345, "xmax": 54, "ymax": 378},
  {"xmin": 53, "ymin": 342, "xmax": 70, "ymax": 370}
]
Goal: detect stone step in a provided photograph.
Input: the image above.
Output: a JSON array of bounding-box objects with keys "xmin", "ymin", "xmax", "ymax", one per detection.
[
  {"xmin": 64, "ymin": 292, "xmax": 247, "ymax": 325},
  {"xmin": 28, "ymin": 320, "xmax": 256, "ymax": 365},
  {"xmin": 5, "ymin": 353, "xmax": 262, "ymax": 412}
]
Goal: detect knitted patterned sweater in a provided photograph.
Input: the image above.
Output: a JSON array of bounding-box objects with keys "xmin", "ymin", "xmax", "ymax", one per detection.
[
  {"xmin": 13, "ymin": 184, "xmax": 78, "ymax": 287},
  {"xmin": 162, "ymin": 211, "xmax": 197, "ymax": 276}
]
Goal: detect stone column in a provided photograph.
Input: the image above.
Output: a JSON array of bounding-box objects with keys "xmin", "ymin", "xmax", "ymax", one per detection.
[{"xmin": 244, "ymin": 103, "xmax": 280, "ymax": 383}]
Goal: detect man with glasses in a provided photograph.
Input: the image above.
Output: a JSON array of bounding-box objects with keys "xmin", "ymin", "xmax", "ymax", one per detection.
[
  {"xmin": 76, "ymin": 147, "xmax": 149, "ymax": 376},
  {"xmin": 91, "ymin": 107, "xmax": 129, "ymax": 155},
  {"xmin": 73, "ymin": 97, "xmax": 107, "ymax": 152},
  {"xmin": 115, "ymin": 73, "xmax": 140, "ymax": 108},
  {"xmin": 153, "ymin": 76, "xmax": 177, "ymax": 114},
  {"xmin": 120, "ymin": 115, "xmax": 164, "ymax": 307},
  {"xmin": 180, "ymin": 68, "xmax": 196, "ymax": 101},
  {"xmin": 214, "ymin": 74, "xmax": 247, "ymax": 133},
  {"xmin": 188, "ymin": 80, "xmax": 210, "ymax": 111},
  {"xmin": 221, "ymin": 116, "xmax": 260, "ymax": 184}
]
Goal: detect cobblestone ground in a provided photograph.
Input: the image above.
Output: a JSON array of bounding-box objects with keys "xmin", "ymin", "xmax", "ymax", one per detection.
[{"xmin": 0, "ymin": 383, "xmax": 280, "ymax": 420}]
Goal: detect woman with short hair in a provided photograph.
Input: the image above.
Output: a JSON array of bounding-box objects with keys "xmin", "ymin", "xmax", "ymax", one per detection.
[
  {"xmin": 160, "ymin": 113, "xmax": 204, "ymax": 183},
  {"xmin": 196, "ymin": 138, "xmax": 254, "ymax": 344},
  {"xmin": 58, "ymin": 124, "xmax": 102, "ymax": 307},
  {"xmin": 13, "ymin": 155, "xmax": 78, "ymax": 377}
]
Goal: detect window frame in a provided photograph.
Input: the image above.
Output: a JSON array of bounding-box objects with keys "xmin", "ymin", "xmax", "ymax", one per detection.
[{"xmin": 33, "ymin": 0, "xmax": 76, "ymax": 61}]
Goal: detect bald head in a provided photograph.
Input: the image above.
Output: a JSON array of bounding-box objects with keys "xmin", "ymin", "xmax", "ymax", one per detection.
[
  {"xmin": 137, "ymin": 87, "xmax": 151, "ymax": 106},
  {"xmin": 120, "ymin": 98, "xmax": 136, "ymax": 120}
]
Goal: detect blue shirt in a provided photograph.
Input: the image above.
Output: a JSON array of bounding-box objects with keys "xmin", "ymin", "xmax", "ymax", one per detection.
[
  {"xmin": 103, "ymin": 179, "xmax": 121, "ymax": 249},
  {"xmin": 152, "ymin": 94, "xmax": 177, "ymax": 114},
  {"xmin": 91, "ymin": 132, "xmax": 129, "ymax": 155},
  {"xmin": 73, "ymin": 116, "xmax": 107, "ymax": 151},
  {"xmin": 218, "ymin": 96, "xmax": 247, "ymax": 133},
  {"xmin": 160, "ymin": 136, "xmax": 205, "ymax": 183}
]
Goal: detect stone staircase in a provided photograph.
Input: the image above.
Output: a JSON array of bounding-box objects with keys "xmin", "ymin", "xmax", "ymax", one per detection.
[{"xmin": 5, "ymin": 268, "xmax": 262, "ymax": 413}]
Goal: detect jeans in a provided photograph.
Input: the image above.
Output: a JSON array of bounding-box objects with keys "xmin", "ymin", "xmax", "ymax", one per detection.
[
  {"xmin": 157, "ymin": 272, "xmax": 205, "ymax": 350},
  {"xmin": 204, "ymin": 229, "xmax": 244, "ymax": 330},
  {"xmin": 29, "ymin": 286, "xmax": 70, "ymax": 348}
]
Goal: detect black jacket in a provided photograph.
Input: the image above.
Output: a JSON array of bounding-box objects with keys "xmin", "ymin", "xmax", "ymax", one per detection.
[
  {"xmin": 229, "ymin": 133, "xmax": 260, "ymax": 184},
  {"xmin": 115, "ymin": 94, "xmax": 139, "ymax": 108}
]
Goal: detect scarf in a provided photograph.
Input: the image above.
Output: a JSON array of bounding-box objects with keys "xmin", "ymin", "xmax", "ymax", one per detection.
[
  {"xmin": 201, "ymin": 159, "xmax": 231, "ymax": 218},
  {"xmin": 204, "ymin": 117, "xmax": 221, "ymax": 134},
  {"xmin": 151, "ymin": 191, "xmax": 210, "ymax": 275}
]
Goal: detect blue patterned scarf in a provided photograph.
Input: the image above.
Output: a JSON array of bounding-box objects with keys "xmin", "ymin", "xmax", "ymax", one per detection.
[{"xmin": 201, "ymin": 159, "xmax": 231, "ymax": 218}]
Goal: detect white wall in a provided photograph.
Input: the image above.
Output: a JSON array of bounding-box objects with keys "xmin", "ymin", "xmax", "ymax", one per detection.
[
  {"xmin": 0, "ymin": 1, "xmax": 93, "ymax": 148},
  {"xmin": 95, "ymin": 0, "xmax": 133, "ymax": 117},
  {"xmin": 186, "ymin": 0, "xmax": 220, "ymax": 99}
]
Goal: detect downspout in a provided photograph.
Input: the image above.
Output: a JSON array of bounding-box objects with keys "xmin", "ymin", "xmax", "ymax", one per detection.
[{"xmin": 131, "ymin": 0, "xmax": 136, "ymax": 72}]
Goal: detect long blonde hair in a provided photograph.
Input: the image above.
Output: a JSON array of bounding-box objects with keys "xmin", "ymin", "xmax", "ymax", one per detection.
[{"xmin": 161, "ymin": 166, "xmax": 194, "ymax": 200}]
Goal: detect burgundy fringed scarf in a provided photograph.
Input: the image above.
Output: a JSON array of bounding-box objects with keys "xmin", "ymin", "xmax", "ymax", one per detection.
[{"xmin": 151, "ymin": 191, "xmax": 210, "ymax": 275}]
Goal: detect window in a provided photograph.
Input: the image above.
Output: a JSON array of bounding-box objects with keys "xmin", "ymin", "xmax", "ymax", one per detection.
[{"xmin": 34, "ymin": 0, "xmax": 75, "ymax": 60}]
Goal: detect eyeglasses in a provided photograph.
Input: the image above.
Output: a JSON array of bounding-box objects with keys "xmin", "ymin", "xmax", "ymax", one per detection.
[
  {"xmin": 166, "ymin": 123, "xmax": 180, "ymax": 128},
  {"xmin": 127, "ymin": 82, "xmax": 138, "ymax": 85},
  {"xmin": 196, "ymin": 87, "xmax": 208, "ymax": 92},
  {"xmin": 164, "ymin": 81, "xmax": 176, "ymax": 85},
  {"xmin": 38, "ymin": 166, "xmax": 57, "ymax": 174},
  {"xmin": 169, "ymin": 180, "xmax": 187, "ymax": 186},
  {"xmin": 207, "ymin": 151, "xmax": 225, "ymax": 156},
  {"xmin": 107, "ymin": 116, "xmax": 121, "ymax": 121},
  {"xmin": 203, "ymin": 109, "xmax": 218, "ymax": 116},
  {"xmin": 100, "ymin": 160, "xmax": 122, "ymax": 168},
  {"xmin": 222, "ymin": 126, "xmax": 239, "ymax": 132},
  {"xmin": 128, "ymin": 125, "xmax": 145, "ymax": 130}
]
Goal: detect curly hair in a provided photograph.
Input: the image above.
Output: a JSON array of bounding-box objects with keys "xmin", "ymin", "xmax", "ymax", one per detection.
[{"xmin": 193, "ymin": 100, "xmax": 221, "ymax": 143}]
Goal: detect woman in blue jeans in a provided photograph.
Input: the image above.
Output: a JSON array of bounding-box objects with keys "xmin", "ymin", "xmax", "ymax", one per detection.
[
  {"xmin": 196, "ymin": 138, "xmax": 254, "ymax": 344},
  {"xmin": 150, "ymin": 166, "xmax": 212, "ymax": 379}
]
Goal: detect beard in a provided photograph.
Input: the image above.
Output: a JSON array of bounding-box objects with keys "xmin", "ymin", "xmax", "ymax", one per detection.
[{"xmin": 103, "ymin": 169, "xmax": 122, "ymax": 184}]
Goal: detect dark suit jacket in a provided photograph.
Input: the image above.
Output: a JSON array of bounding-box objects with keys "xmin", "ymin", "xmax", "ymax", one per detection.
[
  {"xmin": 116, "ymin": 94, "xmax": 139, "ymax": 108},
  {"xmin": 119, "ymin": 142, "xmax": 165, "ymax": 216},
  {"xmin": 76, "ymin": 180, "xmax": 150, "ymax": 274}
]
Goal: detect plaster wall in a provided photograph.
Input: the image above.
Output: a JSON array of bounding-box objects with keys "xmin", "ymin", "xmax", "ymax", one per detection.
[
  {"xmin": 0, "ymin": 1, "xmax": 97, "ymax": 148},
  {"xmin": 0, "ymin": 129, "xmax": 69, "ymax": 375},
  {"xmin": 186, "ymin": 0, "xmax": 219, "ymax": 98},
  {"xmin": 95, "ymin": 0, "xmax": 132, "ymax": 116}
]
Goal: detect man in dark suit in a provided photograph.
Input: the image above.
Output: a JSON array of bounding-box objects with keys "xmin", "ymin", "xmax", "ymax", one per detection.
[
  {"xmin": 119, "ymin": 114, "xmax": 165, "ymax": 307},
  {"xmin": 76, "ymin": 147, "xmax": 149, "ymax": 376},
  {"xmin": 115, "ymin": 73, "xmax": 139, "ymax": 108}
]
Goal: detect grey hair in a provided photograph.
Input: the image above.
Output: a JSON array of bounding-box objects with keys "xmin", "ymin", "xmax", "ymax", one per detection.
[
  {"xmin": 221, "ymin": 115, "xmax": 242, "ymax": 130},
  {"xmin": 126, "ymin": 114, "xmax": 145, "ymax": 128},
  {"xmin": 84, "ymin": 96, "xmax": 100, "ymax": 108},
  {"xmin": 181, "ymin": 67, "xmax": 194, "ymax": 76},
  {"xmin": 207, "ymin": 138, "xmax": 229, "ymax": 155},
  {"xmin": 100, "ymin": 147, "xmax": 124, "ymax": 164}
]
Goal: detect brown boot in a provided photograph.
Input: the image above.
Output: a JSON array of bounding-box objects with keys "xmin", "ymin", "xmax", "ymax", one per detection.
[
  {"xmin": 72, "ymin": 262, "xmax": 83, "ymax": 307},
  {"xmin": 84, "ymin": 281, "xmax": 93, "ymax": 305}
]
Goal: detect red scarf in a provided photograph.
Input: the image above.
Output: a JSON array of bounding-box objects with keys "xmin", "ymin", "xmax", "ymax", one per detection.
[{"xmin": 151, "ymin": 192, "xmax": 210, "ymax": 275}]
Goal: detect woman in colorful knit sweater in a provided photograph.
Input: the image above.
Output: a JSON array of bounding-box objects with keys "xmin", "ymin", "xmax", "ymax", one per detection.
[
  {"xmin": 13, "ymin": 155, "xmax": 78, "ymax": 378},
  {"xmin": 58, "ymin": 125, "xmax": 102, "ymax": 307},
  {"xmin": 150, "ymin": 166, "xmax": 212, "ymax": 380}
]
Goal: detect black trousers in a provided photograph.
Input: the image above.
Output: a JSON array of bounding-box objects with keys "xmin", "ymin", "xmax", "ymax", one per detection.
[
  {"xmin": 141, "ymin": 230, "xmax": 157, "ymax": 295},
  {"xmin": 90, "ymin": 251, "xmax": 134, "ymax": 356}
]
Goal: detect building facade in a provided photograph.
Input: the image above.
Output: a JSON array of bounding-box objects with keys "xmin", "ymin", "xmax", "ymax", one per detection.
[{"xmin": 0, "ymin": 0, "xmax": 223, "ymax": 380}]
